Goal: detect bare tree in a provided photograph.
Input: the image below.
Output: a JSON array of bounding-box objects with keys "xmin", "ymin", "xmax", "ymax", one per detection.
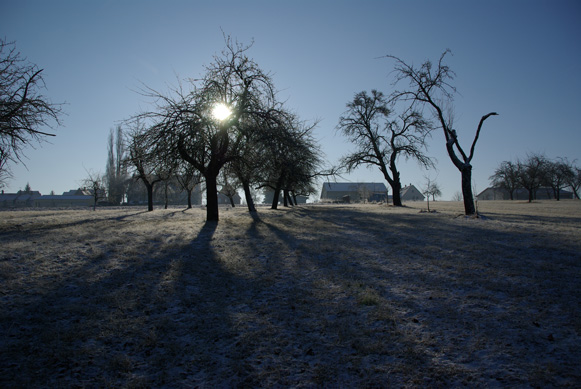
[
  {"xmin": 489, "ymin": 161, "xmax": 519, "ymax": 200},
  {"xmin": 82, "ymin": 170, "xmax": 105, "ymax": 211},
  {"xmin": 386, "ymin": 50, "xmax": 497, "ymax": 215},
  {"xmin": 259, "ymin": 111, "xmax": 325, "ymax": 209},
  {"xmin": 422, "ymin": 175, "xmax": 441, "ymax": 212},
  {"xmin": 218, "ymin": 168, "xmax": 240, "ymax": 207},
  {"xmin": 0, "ymin": 39, "xmax": 64, "ymax": 185},
  {"xmin": 565, "ymin": 164, "xmax": 581, "ymax": 199},
  {"xmin": 337, "ymin": 90, "xmax": 433, "ymax": 207},
  {"xmin": 175, "ymin": 162, "xmax": 202, "ymax": 209},
  {"xmin": 543, "ymin": 158, "xmax": 576, "ymax": 201},
  {"xmin": 135, "ymin": 37, "xmax": 276, "ymax": 221},
  {"xmin": 126, "ymin": 124, "xmax": 164, "ymax": 211},
  {"xmin": 517, "ymin": 153, "xmax": 548, "ymax": 203},
  {"xmin": 451, "ymin": 191, "xmax": 463, "ymax": 202}
]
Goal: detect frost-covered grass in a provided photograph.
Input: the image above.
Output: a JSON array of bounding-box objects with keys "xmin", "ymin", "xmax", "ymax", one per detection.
[{"xmin": 1, "ymin": 201, "xmax": 580, "ymax": 387}]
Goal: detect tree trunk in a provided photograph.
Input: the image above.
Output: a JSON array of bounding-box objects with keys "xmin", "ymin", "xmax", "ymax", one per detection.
[
  {"xmin": 391, "ymin": 180, "xmax": 402, "ymax": 207},
  {"xmin": 283, "ymin": 190, "xmax": 293, "ymax": 207},
  {"xmin": 146, "ymin": 183, "xmax": 154, "ymax": 212},
  {"xmin": 461, "ymin": 165, "xmax": 476, "ymax": 215},
  {"xmin": 186, "ymin": 188, "xmax": 192, "ymax": 209},
  {"xmin": 387, "ymin": 162, "xmax": 402, "ymax": 206},
  {"xmin": 229, "ymin": 195, "xmax": 236, "ymax": 208},
  {"xmin": 206, "ymin": 173, "xmax": 219, "ymax": 221},
  {"xmin": 164, "ymin": 184, "xmax": 169, "ymax": 209},
  {"xmin": 242, "ymin": 181, "xmax": 256, "ymax": 213},
  {"xmin": 271, "ymin": 187, "xmax": 281, "ymax": 210},
  {"xmin": 292, "ymin": 191, "xmax": 298, "ymax": 206}
]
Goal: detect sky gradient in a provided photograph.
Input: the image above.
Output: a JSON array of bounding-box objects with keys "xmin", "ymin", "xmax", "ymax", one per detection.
[{"xmin": 1, "ymin": 0, "xmax": 580, "ymax": 200}]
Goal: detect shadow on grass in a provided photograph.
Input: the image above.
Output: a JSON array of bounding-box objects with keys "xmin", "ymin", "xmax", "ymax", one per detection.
[{"xmin": 1, "ymin": 205, "xmax": 579, "ymax": 387}]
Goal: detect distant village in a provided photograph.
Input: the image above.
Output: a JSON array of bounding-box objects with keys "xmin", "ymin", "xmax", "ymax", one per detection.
[{"xmin": 0, "ymin": 181, "xmax": 574, "ymax": 209}]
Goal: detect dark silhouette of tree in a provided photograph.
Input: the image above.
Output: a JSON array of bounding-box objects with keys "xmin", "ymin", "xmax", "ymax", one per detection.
[
  {"xmin": 175, "ymin": 163, "xmax": 202, "ymax": 209},
  {"xmin": 490, "ymin": 161, "xmax": 520, "ymax": 200},
  {"xmin": 259, "ymin": 111, "xmax": 324, "ymax": 209},
  {"xmin": 135, "ymin": 37, "xmax": 276, "ymax": 221},
  {"xmin": 386, "ymin": 50, "xmax": 497, "ymax": 215},
  {"xmin": 82, "ymin": 170, "xmax": 105, "ymax": 211},
  {"xmin": 0, "ymin": 39, "xmax": 63, "ymax": 185},
  {"xmin": 517, "ymin": 153, "xmax": 548, "ymax": 202},
  {"xmin": 218, "ymin": 168, "xmax": 240, "ymax": 208},
  {"xmin": 564, "ymin": 162, "xmax": 581, "ymax": 199},
  {"xmin": 544, "ymin": 158, "xmax": 575, "ymax": 201},
  {"xmin": 126, "ymin": 124, "xmax": 164, "ymax": 211},
  {"xmin": 337, "ymin": 90, "xmax": 433, "ymax": 206}
]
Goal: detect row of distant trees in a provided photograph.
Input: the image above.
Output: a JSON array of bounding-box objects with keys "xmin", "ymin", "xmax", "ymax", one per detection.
[{"xmin": 490, "ymin": 153, "xmax": 581, "ymax": 202}]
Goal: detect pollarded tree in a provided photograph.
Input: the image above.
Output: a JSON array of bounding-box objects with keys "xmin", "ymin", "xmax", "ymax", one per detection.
[
  {"xmin": 386, "ymin": 50, "xmax": 498, "ymax": 215},
  {"xmin": 489, "ymin": 161, "xmax": 519, "ymax": 200},
  {"xmin": 0, "ymin": 39, "xmax": 63, "ymax": 185},
  {"xmin": 337, "ymin": 90, "xmax": 433, "ymax": 206}
]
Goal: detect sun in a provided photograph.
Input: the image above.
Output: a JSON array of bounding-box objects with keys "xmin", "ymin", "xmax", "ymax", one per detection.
[{"xmin": 212, "ymin": 103, "xmax": 231, "ymax": 121}]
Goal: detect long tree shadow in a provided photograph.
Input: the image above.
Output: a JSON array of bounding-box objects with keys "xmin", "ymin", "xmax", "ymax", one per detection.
[
  {"xmin": 0, "ymin": 216, "xmax": 242, "ymax": 387},
  {"xmin": 1, "ymin": 206, "xmax": 579, "ymax": 387}
]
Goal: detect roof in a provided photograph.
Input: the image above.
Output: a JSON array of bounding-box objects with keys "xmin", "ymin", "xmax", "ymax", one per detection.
[
  {"xmin": 322, "ymin": 182, "xmax": 387, "ymax": 192},
  {"xmin": 37, "ymin": 195, "xmax": 93, "ymax": 201},
  {"xmin": 400, "ymin": 185, "xmax": 419, "ymax": 196},
  {"xmin": 0, "ymin": 192, "xmax": 42, "ymax": 201}
]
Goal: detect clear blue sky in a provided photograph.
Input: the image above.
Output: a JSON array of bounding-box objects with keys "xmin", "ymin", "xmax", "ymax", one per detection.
[{"xmin": 2, "ymin": 0, "xmax": 580, "ymax": 200}]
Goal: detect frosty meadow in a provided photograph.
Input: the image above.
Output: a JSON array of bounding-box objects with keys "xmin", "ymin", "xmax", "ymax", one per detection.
[{"xmin": 1, "ymin": 201, "xmax": 580, "ymax": 387}]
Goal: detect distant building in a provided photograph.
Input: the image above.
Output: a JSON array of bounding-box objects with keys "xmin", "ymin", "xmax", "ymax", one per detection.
[
  {"xmin": 400, "ymin": 184, "xmax": 425, "ymax": 201},
  {"xmin": 0, "ymin": 190, "xmax": 42, "ymax": 208},
  {"xmin": 0, "ymin": 189, "xmax": 96, "ymax": 208},
  {"xmin": 34, "ymin": 188, "xmax": 93, "ymax": 208},
  {"xmin": 476, "ymin": 187, "xmax": 574, "ymax": 201},
  {"xmin": 320, "ymin": 182, "xmax": 388, "ymax": 203}
]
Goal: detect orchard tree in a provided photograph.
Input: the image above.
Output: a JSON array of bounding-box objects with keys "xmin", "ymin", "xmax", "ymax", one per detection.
[
  {"xmin": 259, "ymin": 111, "xmax": 325, "ymax": 209},
  {"xmin": 136, "ymin": 37, "xmax": 276, "ymax": 221},
  {"xmin": 489, "ymin": 161, "xmax": 519, "ymax": 200},
  {"xmin": 175, "ymin": 162, "xmax": 202, "ymax": 209},
  {"xmin": 82, "ymin": 170, "xmax": 105, "ymax": 211},
  {"xmin": 338, "ymin": 90, "xmax": 433, "ymax": 206},
  {"xmin": 565, "ymin": 164, "xmax": 581, "ymax": 199},
  {"xmin": 517, "ymin": 153, "xmax": 548, "ymax": 202},
  {"xmin": 387, "ymin": 50, "xmax": 497, "ymax": 215},
  {"xmin": 544, "ymin": 158, "xmax": 574, "ymax": 201},
  {"xmin": 126, "ymin": 124, "xmax": 164, "ymax": 211},
  {"xmin": 0, "ymin": 39, "xmax": 63, "ymax": 185},
  {"xmin": 422, "ymin": 175, "xmax": 441, "ymax": 212}
]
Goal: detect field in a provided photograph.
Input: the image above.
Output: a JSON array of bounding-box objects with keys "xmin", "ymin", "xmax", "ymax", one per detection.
[{"xmin": 1, "ymin": 200, "xmax": 580, "ymax": 387}]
